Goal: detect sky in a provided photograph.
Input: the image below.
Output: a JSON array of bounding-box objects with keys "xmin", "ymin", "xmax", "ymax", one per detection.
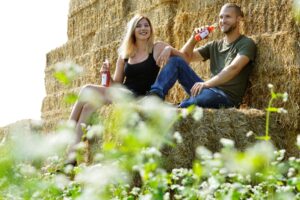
[{"xmin": 0, "ymin": 1, "xmax": 69, "ymax": 126}]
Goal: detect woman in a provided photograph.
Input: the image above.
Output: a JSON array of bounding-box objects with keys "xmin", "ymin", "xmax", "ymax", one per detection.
[{"xmin": 67, "ymin": 14, "xmax": 184, "ymax": 165}]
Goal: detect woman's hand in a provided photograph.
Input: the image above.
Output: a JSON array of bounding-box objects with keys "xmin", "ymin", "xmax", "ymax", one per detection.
[{"xmin": 156, "ymin": 46, "xmax": 172, "ymax": 67}]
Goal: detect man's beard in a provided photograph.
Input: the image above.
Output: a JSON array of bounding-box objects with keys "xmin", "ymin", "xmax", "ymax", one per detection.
[{"xmin": 222, "ymin": 23, "xmax": 237, "ymax": 34}]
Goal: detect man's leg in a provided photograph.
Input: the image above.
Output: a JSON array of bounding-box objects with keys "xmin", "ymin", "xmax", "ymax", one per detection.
[
  {"xmin": 150, "ymin": 56, "xmax": 202, "ymax": 99},
  {"xmin": 179, "ymin": 88, "xmax": 235, "ymax": 108},
  {"xmin": 150, "ymin": 56, "xmax": 234, "ymax": 108}
]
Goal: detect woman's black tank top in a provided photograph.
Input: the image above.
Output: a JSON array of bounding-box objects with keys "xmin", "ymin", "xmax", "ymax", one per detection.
[{"xmin": 123, "ymin": 53, "xmax": 160, "ymax": 96}]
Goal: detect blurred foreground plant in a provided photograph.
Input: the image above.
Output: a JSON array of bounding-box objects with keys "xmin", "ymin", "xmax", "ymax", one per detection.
[
  {"xmin": 0, "ymin": 58, "xmax": 298, "ymax": 199},
  {"xmin": 256, "ymin": 84, "xmax": 288, "ymax": 141}
]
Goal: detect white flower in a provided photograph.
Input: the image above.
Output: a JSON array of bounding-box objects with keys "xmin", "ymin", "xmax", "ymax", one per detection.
[
  {"xmin": 54, "ymin": 61, "xmax": 83, "ymax": 76},
  {"xmin": 12, "ymin": 127, "xmax": 76, "ymax": 161},
  {"xmin": 132, "ymin": 165, "xmax": 141, "ymax": 171},
  {"xmin": 86, "ymin": 124, "xmax": 104, "ymax": 140},
  {"xmin": 75, "ymin": 163, "xmax": 122, "ymax": 189},
  {"xmin": 228, "ymin": 173, "xmax": 237, "ymax": 178},
  {"xmin": 163, "ymin": 192, "xmax": 170, "ymax": 200},
  {"xmin": 213, "ymin": 153, "xmax": 221, "ymax": 159},
  {"xmin": 74, "ymin": 141, "xmax": 86, "ymax": 151},
  {"xmin": 276, "ymin": 149, "xmax": 286, "ymax": 161},
  {"xmin": 289, "ymin": 157, "xmax": 296, "ymax": 161},
  {"xmin": 246, "ymin": 131, "xmax": 254, "ymax": 137},
  {"xmin": 220, "ymin": 138, "xmax": 235, "ymax": 148},
  {"xmin": 277, "ymin": 108, "xmax": 288, "ymax": 114},
  {"xmin": 130, "ymin": 187, "xmax": 140, "ymax": 196},
  {"xmin": 108, "ymin": 84, "xmax": 135, "ymax": 103},
  {"xmin": 141, "ymin": 147, "xmax": 162, "ymax": 157},
  {"xmin": 282, "ymin": 92, "xmax": 288, "ymax": 102},
  {"xmin": 93, "ymin": 153, "xmax": 105, "ymax": 162},
  {"xmin": 267, "ymin": 83, "xmax": 274, "ymax": 89},
  {"xmin": 53, "ymin": 61, "xmax": 84, "ymax": 84},
  {"xmin": 208, "ymin": 176, "xmax": 220, "ymax": 192},
  {"xmin": 54, "ymin": 174, "xmax": 70, "ymax": 190},
  {"xmin": 173, "ymin": 131, "xmax": 183, "ymax": 143},
  {"xmin": 192, "ymin": 107, "xmax": 203, "ymax": 121},
  {"xmin": 288, "ymin": 168, "xmax": 296, "ymax": 177},
  {"xmin": 19, "ymin": 164, "xmax": 37, "ymax": 177},
  {"xmin": 219, "ymin": 168, "xmax": 228, "ymax": 175},
  {"xmin": 196, "ymin": 146, "xmax": 213, "ymax": 160},
  {"xmin": 170, "ymin": 184, "xmax": 180, "ymax": 190},
  {"xmin": 297, "ymin": 135, "xmax": 300, "ymax": 148},
  {"xmin": 180, "ymin": 108, "xmax": 189, "ymax": 118},
  {"xmin": 139, "ymin": 194, "xmax": 152, "ymax": 200}
]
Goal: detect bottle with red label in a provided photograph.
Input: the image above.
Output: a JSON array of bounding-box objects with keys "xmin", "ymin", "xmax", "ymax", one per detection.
[
  {"xmin": 194, "ymin": 23, "xmax": 218, "ymax": 41},
  {"xmin": 101, "ymin": 59, "xmax": 110, "ymax": 87}
]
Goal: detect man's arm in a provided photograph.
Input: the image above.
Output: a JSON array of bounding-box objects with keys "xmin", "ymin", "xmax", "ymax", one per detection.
[
  {"xmin": 190, "ymin": 54, "xmax": 250, "ymax": 96},
  {"xmin": 180, "ymin": 34, "xmax": 205, "ymax": 63}
]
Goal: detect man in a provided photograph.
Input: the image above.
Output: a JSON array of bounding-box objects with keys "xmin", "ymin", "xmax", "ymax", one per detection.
[{"xmin": 150, "ymin": 3, "xmax": 257, "ymax": 108}]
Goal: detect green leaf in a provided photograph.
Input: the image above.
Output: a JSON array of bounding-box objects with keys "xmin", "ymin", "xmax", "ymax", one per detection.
[
  {"xmin": 64, "ymin": 93, "xmax": 78, "ymax": 105},
  {"xmin": 271, "ymin": 92, "xmax": 277, "ymax": 99},
  {"xmin": 255, "ymin": 135, "xmax": 271, "ymax": 141},
  {"xmin": 192, "ymin": 161, "xmax": 203, "ymax": 178},
  {"xmin": 54, "ymin": 71, "xmax": 70, "ymax": 85},
  {"xmin": 265, "ymin": 107, "xmax": 278, "ymax": 112}
]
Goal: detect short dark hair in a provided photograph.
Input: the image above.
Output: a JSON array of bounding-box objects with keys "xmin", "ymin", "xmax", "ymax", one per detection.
[{"xmin": 223, "ymin": 3, "xmax": 244, "ymax": 17}]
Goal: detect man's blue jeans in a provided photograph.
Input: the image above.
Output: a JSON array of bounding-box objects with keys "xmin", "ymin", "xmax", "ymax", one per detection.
[{"xmin": 150, "ymin": 56, "xmax": 235, "ymax": 108}]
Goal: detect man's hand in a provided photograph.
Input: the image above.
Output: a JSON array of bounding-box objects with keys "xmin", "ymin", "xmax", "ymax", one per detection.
[
  {"xmin": 194, "ymin": 27, "xmax": 207, "ymax": 36},
  {"xmin": 190, "ymin": 82, "xmax": 208, "ymax": 97}
]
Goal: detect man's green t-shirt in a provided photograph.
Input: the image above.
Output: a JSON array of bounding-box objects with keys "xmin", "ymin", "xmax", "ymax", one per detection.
[{"xmin": 197, "ymin": 35, "xmax": 257, "ymax": 106}]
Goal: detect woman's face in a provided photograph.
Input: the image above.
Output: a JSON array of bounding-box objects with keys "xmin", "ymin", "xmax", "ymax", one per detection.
[{"xmin": 134, "ymin": 18, "xmax": 151, "ymax": 40}]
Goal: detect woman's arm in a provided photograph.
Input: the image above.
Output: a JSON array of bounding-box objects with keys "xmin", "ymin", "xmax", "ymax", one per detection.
[{"xmin": 112, "ymin": 56, "xmax": 125, "ymax": 84}]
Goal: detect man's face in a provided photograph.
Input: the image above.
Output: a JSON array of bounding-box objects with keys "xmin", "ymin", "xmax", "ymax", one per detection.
[{"xmin": 219, "ymin": 7, "xmax": 240, "ymax": 34}]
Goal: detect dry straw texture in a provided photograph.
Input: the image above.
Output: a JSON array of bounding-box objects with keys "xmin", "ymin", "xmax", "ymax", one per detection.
[{"xmin": 40, "ymin": 0, "xmax": 299, "ymax": 154}]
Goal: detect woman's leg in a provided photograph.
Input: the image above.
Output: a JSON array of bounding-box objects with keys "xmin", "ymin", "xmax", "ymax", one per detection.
[
  {"xmin": 69, "ymin": 84, "xmax": 110, "ymax": 122},
  {"xmin": 67, "ymin": 84, "xmax": 110, "ymax": 164}
]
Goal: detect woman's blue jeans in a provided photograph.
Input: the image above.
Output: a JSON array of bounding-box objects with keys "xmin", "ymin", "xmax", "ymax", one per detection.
[{"xmin": 150, "ymin": 56, "xmax": 235, "ymax": 108}]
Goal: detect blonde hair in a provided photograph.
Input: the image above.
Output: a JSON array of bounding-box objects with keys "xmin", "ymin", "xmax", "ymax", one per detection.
[{"xmin": 118, "ymin": 14, "xmax": 154, "ymax": 59}]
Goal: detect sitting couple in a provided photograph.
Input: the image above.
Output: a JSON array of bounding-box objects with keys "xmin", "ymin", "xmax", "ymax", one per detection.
[{"xmin": 67, "ymin": 3, "xmax": 256, "ymax": 165}]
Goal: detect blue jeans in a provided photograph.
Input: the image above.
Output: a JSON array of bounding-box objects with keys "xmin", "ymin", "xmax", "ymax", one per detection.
[{"xmin": 150, "ymin": 56, "xmax": 235, "ymax": 108}]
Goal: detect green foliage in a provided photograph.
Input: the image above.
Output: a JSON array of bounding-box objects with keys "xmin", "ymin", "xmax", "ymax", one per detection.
[
  {"xmin": 1, "ymin": 86, "xmax": 298, "ymax": 199},
  {"xmin": 256, "ymin": 84, "xmax": 288, "ymax": 141},
  {"xmin": 64, "ymin": 92, "xmax": 79, "ymax": 105},
  {"xmin": 52, "ymin": 61, "xmax": 83, "ymax": 86}
]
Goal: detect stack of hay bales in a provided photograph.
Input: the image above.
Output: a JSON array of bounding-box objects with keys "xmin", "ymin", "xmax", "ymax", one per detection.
[{"xmin": 41, "ymin": 0, "xmax": 299, "ymax": 160}]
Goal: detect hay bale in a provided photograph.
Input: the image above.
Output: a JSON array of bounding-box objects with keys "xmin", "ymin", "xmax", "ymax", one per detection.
[
  {"xmin": 163, "ymin": 108, "xmax": 288, "ymax": 170},
  {"xmin": 41, "ymin": 109, "xmax": 71, "ymax": 132},
  {"xmin": 247, "ymin": 32, "xmax": 300, "ymax": 130},
  {"xmin": 42, "ymin": 0, "xmax": 299, "ymax": 148},
  {"xmin": 68, "ymin": 0, "xmax": 127, "ymax": 39}
]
